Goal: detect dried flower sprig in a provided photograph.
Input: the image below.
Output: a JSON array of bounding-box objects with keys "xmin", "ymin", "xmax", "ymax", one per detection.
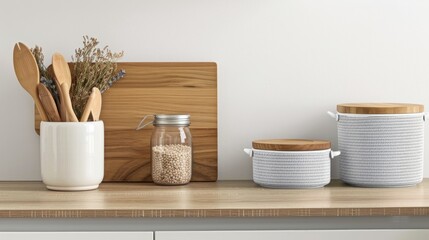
[
  {"xmin": 31, "ymin": 46, "xmax": 51, "ymax": 80},
  {"xmin": 70, "ymin": 36, "xmax": 124, "ymax": 118},
  {"xmin": 31, "ymin": 46, "xmax": 60, "ymax": 105},
  {"xmin": 101, "ymin": 69, "xmax": 126, "ymax": 93},
  {"xmin": 30, "ymin": 37, "xmax": 125, "ymax": 120}
]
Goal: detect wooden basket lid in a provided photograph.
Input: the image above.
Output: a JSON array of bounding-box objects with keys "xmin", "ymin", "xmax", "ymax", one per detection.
[
  {"xmin": 337, "ymin": 103, "xmax": 424, "ymax": 114},
  {"xmin": 252, "ymin": 139, "xmax": 331, "ymax": 151}
]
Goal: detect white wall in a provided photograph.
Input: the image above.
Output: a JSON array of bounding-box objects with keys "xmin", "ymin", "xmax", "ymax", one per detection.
[{"xmin": 1, "ymin": 0, "xmax": 429, "ymax": 180}]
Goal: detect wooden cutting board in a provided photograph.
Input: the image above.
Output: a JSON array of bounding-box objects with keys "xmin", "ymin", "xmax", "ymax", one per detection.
[{"xmin": 35, "ymin": 62, "xmax": 218, "ymax": 182}]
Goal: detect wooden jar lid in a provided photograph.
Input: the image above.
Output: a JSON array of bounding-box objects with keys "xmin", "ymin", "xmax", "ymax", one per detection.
[
  {"xmin": 337, "ymin": 103, "xmax": 424, "ymax": 114},
  {"xmin": 252, "ymin": 139, "xmax": 331, "ymax": 151}
]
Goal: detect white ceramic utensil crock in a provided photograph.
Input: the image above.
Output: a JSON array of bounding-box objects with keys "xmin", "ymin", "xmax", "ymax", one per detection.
[{"xmin": 40, "ymin": 121, "xmax": 104, "ymax": 191}]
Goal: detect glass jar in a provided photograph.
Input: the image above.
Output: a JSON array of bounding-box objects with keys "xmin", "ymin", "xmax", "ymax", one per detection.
[{"xmin": 137, "ymin": 114, "xmax": 192, "ymax": 185}]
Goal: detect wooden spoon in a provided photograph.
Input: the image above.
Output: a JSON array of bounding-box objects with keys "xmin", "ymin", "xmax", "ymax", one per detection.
[
  {"xmin": 37, "ymin": 83, "xmax": 61, "ymax": 122},
  {"xmin": 52, "ymin": 53, "xmax": 72, "ymax": 86},
  {"xmin": 52, "ymin": 53, "xmax": 72, "ymax": 121},
  {"xmin": 60, "ymin": 83, "xmax": 78, "ymax": 122},
  {"xmin": 13, "ymin": 42, "xmax": 48, "ymax": 121},
  {"xmin": 80, "ymin": 87, "xmax": 102, "ymax": 122}
]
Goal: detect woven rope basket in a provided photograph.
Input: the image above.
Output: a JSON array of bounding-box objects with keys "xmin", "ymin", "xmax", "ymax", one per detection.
[
  {"xmin": 244, "ymin": 149, "xmax": 338, "ymax": 188},
  {"xmin": 335, "ymin": 113, "xmax": 425, "ymax": 187}
]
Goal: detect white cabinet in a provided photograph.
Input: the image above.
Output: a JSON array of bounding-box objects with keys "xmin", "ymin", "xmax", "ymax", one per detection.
[
  {"xmin": 0, "ymin": 232, "xmax": 153, "ymax": 240},
  {"xmin": 2, "ymin": 229, "xmax": 429, "ymax": 240},
  {"xmin": 156, "ymin": 230, "xmax": 429, "ymax": 240}
]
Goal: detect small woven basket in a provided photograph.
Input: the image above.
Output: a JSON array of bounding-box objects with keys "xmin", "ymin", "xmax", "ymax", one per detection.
[{"xmin": 244, "ymin": 139, "xmax": 340, "ymax": 188}]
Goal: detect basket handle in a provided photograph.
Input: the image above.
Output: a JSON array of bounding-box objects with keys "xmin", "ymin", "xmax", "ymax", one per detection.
[
  {"xmin": 243, "ymin": 148, "xmax": 253, "ymax": 157},
  {"xmin": 424, "ymin": 112, "xmax": 429, "ymax": 122},
  {"xmin": 327, "ymin": 111, "xmax": 339, "ymax": 121},
  {"xmin": 330, "ymin": 150, "xmax": 341, "ymax": 159}
]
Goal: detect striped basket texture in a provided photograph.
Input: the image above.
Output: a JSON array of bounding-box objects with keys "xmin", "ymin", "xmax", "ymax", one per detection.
[
  {"xmin": 252, "ymin": 149, "xmax": 330, "ymax": 188},
  {"xmin": 338, "ymin": 114, "xmax": 424, "ymax": 187}
]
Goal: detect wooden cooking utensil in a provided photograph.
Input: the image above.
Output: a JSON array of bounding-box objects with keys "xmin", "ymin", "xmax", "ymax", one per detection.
[
  {"xmin": 13, "ymin": 42, "xmax": 48, "ymax": 121},
  {"xmin": 52, "ymin": 53, "xmax": 72, "ymax": 122},
  {"xmin": 46, "ymin": 65, "xmax": 64, "ymax": 121},
  {"xmin": 52, "ymin": 53, "xmax": 72, "ymax": 86},
  {"xmin": 60, "ymin": 83, "xmax": 78, "ymax": 122},
  {"xmin": 80, "ymin": 87, "xmax": 102, "ymax": 122},
  {"xmin": 80, "ymin": 89, "xmax": 96, "ymax": 122},
  {"xmin": 91, "ymin": 87, "xmax": 102, "ymax": 121},
  {"xmin": 37, "ymin": 84, "xmax": 61, "ymax": 122}
]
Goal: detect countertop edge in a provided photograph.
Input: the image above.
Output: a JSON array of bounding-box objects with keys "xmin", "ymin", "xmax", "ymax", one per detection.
[
  {"xmin": 1, "ymin": 180, "xmax": 429, "ymax": 218},
  {"xmin": 1, "ymin": 207, "xmax": 429, "ymax": 218}
]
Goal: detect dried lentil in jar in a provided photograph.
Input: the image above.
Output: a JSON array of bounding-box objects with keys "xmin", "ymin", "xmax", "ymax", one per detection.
[
  {"xmin": 136, "ymin": 114, "xmax": 192, "ymax": 185},
  {"xmin": 152, "ymin": 144, "xmax": 192, "ymax": 184}
]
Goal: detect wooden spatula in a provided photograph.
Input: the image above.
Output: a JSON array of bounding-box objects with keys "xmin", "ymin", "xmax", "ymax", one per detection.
[
  {"xmin": 13, "ymin": 42, "xmax": 48, "ymax": 121},
  {"xmin": 60, "ymin": 83, "xmax": 78, "ymax": 122},
  {"xmin": 52, "ymin": 53, "xmax": 72, "ymax": 122},
  {"xmin": 37, "ymin": 83, "xmax": 61, "ymax": 122},
  {"xmin": 46, "ymin": 65, "xmax": 64, "ymax": 121},
  {"xmin": 80, "ymin": 87, "xmax": 102, "ymax": 122}
]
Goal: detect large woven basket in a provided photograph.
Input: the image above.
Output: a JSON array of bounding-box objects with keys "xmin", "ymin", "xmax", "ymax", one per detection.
[
  {"xmin": 330, "ymin": 103, "xmax": 425, "ymax": 187},
  {"xmin": 244, "ymin": 139, "xmax": 340, "ymax": 188}
]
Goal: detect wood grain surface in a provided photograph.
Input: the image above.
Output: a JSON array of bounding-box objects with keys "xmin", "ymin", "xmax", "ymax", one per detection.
[
  {"xmin": 35, "ymin": 62, "xmax": 217, "ymax": 182},
  {"xmin": 0, "ymin": 180, "xmax": 429, "ymax": 218},
  {"xmin": 337, "ymin": 103, "xmax": 424, "ymax": 114},
  {"xmin": 37, "ymin": 84, "xmax": 61, "ymax": 122},
  {"xmin": 252, "ymin": 139, "xmax": 331, "ymax": 151}
]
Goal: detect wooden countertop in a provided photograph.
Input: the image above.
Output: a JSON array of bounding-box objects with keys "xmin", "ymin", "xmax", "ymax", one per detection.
[{"xmin": 0, "ymin": 180, "xmax": 428, "ymax": 218}]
